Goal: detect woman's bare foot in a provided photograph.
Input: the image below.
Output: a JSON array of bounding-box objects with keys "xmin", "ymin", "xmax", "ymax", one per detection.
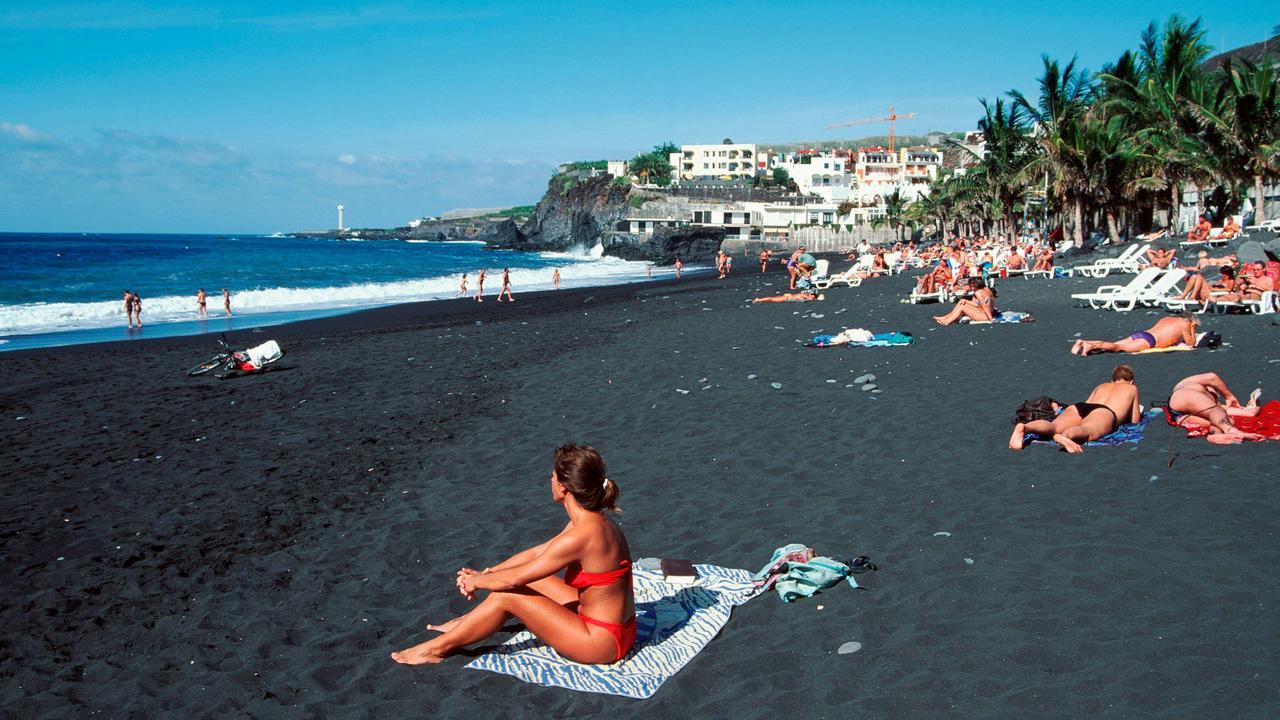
[
  {"xmin": 1053, "ymin": 434, "xmax": 1084, "ymax": 453},
  {"xmin": 391, "ymin": 641, "xmax": 447, "ymax": 665},
  {"xmin": 1247, "ymin": 388, "xmax": 1262, "ymax": 408},
  {"xmin": 1070, "ymin": 340, "xmax": 1083, "ymax": 355},
  {"xmin": 1009, "ymin": 423, "xmax": 1026, "ymax": 450}
]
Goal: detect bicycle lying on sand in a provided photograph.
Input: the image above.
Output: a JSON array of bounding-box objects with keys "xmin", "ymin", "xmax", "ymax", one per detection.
[{"xmin": 187, "ymin": 334, "xmax": 284, "ymax": 378}]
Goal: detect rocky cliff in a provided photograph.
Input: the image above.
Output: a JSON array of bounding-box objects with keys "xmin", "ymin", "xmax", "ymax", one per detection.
[
  {"xmin": 292, "ymin": 218, "xmax": 520, "ymax": 244},
  {"xmin": 487, "ymin": 174, "xmax": 723, "ymax": 264}
]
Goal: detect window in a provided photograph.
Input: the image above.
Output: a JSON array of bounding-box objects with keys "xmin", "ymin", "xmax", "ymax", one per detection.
[{"xmin": 823, "ymin": 212, "xmax": 834, "ymax": 224}]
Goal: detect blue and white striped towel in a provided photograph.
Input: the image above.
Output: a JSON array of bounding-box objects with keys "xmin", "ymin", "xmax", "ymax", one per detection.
[{"xmin": 465, "ymin": 561, "xmax": 759, "ymax": 699}]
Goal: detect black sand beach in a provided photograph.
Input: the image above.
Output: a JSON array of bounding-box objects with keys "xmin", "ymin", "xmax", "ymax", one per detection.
[{"xmin": 2, "ymin": 264, "xmax": 1278, "ymax": 718}]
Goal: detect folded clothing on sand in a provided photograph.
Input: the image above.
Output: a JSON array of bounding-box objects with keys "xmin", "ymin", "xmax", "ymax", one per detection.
[
  {"xmin": 962, "ymin": 311, "xmax": 1034, "ymax": 324},
  {"xmin": 1024, "ymin": 408, "xmax": 1161, "ymax": 447},
  {"xmin": 751, "ymin": 543, "xmax": 869, "ymax": 602},
  {"xmin": 807, "ymin": 330, "xmax": 914, "ymax": 347},
  {"xmin": 466, "ymin": 562, "xmax": 759, "ymax": 699},
  {"xmin": 1164, "ymin": 400, "xmax": 1280, "ymax": 440}
]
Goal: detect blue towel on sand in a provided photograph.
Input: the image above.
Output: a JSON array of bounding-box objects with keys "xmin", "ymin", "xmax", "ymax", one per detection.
[
  {"xmin": 1024, "ymin": 408, "xmax": 1161, "ymax": 448},
  {"xmin": 466, "ymin": 562, "xmax": 759, "ymax": 699}
]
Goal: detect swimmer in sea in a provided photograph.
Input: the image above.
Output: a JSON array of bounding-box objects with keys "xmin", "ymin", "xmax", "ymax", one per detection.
[
  {"xmin": 1071, "ymin": 316, "xmax": 1197, "ymax": 356},
  {"xmin": 1010, "ymin": 365, "xmax": 1141, "ymax": 453},
  {"xmin": 391, "ymin": 443, "xmax": 635, "ymax": 666}
]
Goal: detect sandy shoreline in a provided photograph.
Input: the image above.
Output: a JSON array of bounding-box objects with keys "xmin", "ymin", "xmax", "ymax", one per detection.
[{"xmin": 2, "ymin": 262, "xmax": 1278, "ymax": 717}]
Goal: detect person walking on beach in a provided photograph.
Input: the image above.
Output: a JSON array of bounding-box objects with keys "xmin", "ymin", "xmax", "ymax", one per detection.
[
  {"xmin": 196, "ymin": 288, "xmax": 207, "ymax": 318},
  {"xmin": 390, "ymin": 443, "xmax": 635, "ymax": 666},
  {"xmin": 553, "ymin": 268, "xmax": 560, "ymax": 290},
  {"xmin": 674, "ymin": 257, "xmax": 683, "ymax": 280},
  {"xmin": 123, "ymin": 289, "xmax": 135, "ymax": 328},
  {"xmin": 724, "ymin": 254, "xmax": 732, "ymax": 276},
  {"xmin": 222, "ymin": 288, "xmax": 232, "ymax": 316},
  {"xmin": 1010, "ymin": 365, "xmax": 1141, "ymax": 453},
  {"xmin": 497, "ymin": 268, "xmax": 515, "ymax": 303},
  {"xmin": 131, "ymin": 291, "xmax": 143, "ymax": 327},
  {"xmin": 475, "ymin": 269, "xmax": 486, "ymax": 302},
  {"xmin": 759, "ymin": 249, "xmax": 773, "ymax": 273},
  {"xmin": 716, "ymin": 251, "xmax": 727, "ymax": 279},
  {"xmin": 457, "ymin": 273, "xmax": 468, "ymax": 297}
]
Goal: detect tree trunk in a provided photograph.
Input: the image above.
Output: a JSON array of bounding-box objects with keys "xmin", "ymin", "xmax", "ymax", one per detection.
[
  {"xmin": 1106, "ymin": 210, "xmax": 1121, "ymax": 244},
  {"xmin": 1072, "ymin": 198, "xmax": 1085, "ymax": 247},
  {"xmin": 1257, "ymin": 174, "xmax": 1267, "ymax": 225},
  {"xmin": 1004, "ymin": 209, "xmax": 1016, "ymax": 244},
  {"xmin": 1169, "ymin": 182, "xmax": 1180, "ymax": 232}
]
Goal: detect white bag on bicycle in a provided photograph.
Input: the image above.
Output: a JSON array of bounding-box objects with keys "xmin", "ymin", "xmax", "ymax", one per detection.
[{"xmin": 243, "ymin": 340, "xmax": 283, "ymax": 369}]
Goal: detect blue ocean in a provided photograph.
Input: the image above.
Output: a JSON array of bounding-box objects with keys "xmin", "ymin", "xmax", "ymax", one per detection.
[{"xmin": 0, "ymin": 233, "xmax": 670, "ymax": 351}]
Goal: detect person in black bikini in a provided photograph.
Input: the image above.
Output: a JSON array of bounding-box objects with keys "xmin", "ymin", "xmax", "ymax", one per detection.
[{"xmin": 1010, "ymin": 365, "xmax": 1141, "ymax": 453}]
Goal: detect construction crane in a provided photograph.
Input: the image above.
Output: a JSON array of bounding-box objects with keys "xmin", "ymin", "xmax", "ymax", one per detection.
[{"xmin": 827, "ymin": 105, "xmax": 916, "ymax": 153}]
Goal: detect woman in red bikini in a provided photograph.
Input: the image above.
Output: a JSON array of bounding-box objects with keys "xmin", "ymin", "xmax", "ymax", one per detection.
[{"xmin": 391, "ymin": 443, "xmax": 635, "ymax": 666}]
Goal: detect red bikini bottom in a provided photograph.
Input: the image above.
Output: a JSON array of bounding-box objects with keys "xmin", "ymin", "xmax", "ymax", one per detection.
[{"xmin": 580, "ymin": 612, "xmax": 637, "ymax": 662}]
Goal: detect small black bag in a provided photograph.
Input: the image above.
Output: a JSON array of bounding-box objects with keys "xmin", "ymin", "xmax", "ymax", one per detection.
[
  {"xmin": 1195, "ymin": 331, "xmax": 1222, "ymax": 349},
  {"xmin": 1013, "ymin": 396, "xmax": 1061, "ymax": 425}
]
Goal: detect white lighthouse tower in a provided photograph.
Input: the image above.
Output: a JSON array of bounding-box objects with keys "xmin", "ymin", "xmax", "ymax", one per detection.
[{"xmin": 337, "ymin": 204, "xmax": 345, "ymax": 231}]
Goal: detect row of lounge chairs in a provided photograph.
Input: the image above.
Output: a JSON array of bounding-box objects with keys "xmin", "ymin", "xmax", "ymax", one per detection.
[{"xmin": 1071, "ymin": 267, "xmax": 1276, "ymax": 314}]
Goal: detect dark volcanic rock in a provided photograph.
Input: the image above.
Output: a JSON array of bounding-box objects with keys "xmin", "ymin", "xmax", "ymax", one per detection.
[
  {"xmin": 603, "ymin": 226, "xmax": 726, "ymax": 264},
  {"xmin": 489, "ymin": 174, "xmax": 631, "ymax": 253}
]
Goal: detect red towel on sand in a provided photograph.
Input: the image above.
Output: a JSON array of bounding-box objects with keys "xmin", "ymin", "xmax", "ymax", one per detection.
[{"xmin": 1165, "ymin": 400, "xmax": 1280, "ymax": 440}]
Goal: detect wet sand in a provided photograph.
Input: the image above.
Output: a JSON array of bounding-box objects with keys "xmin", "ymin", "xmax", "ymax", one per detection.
[{"xmin": 2, "ymin": 262, "xmax": 1278, "ymax": 718}]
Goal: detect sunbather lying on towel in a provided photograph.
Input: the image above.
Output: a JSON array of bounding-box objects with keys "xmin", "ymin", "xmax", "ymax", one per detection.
[
  {"xmin": 1191, "ymin": 250, "xmax": 1237, "ymax": 272},
  {"xmin": 1010, "ymin": 365, "xmax": 1141, "ymax": 453},
  {"xmin": 392, "ymin": 443, "xmax": 636, "ymax": 666},
  {"xmin": 1167, "ymin": 373, "xmax": 1266, "ymax": 444},
  {"xmin": 934, "ymin": 277, "xmax": 995, "ymax": 325},
  {"xmin": 752, "ymin": 290, "xmax": 823, "ymax": 303},
  {"xmin": 1070, "ymin": 316, "xmax": 1197, "ymax": 356}
]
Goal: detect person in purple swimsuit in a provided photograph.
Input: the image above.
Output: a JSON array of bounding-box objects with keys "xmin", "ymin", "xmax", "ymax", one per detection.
[{"xmin": 1070, "ymin": 316, "xmax": 1198, "ymax": 356}]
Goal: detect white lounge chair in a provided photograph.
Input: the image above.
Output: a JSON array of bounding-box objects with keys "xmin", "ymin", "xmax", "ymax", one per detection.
[
  {"xmin": 1112, "ymin": 268, "xmax": 1187, "ymax": 311},
  {"xmin": 1070, "ymin": 244, "xmax": 1149, "ymax": 278},
  {"xmin": 812, "ymin": 260, "xmax": 863, "ymax": 289},
  {"xmin": 1070, "ymin": 267, "xmax": 1165, "ymax": 310},
  {"xmin": 807, "ymin": 259, "xmax": 831, "ymax": 286}
]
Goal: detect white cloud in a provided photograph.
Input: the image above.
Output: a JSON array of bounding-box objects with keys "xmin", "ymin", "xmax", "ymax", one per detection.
[
  {"xmin": 337, "ymin": 154, "xmax": 356, "ymax": 165},
  {"xmin": 0, "ymin": 121, "xmax": 56, "ymax": 144}
]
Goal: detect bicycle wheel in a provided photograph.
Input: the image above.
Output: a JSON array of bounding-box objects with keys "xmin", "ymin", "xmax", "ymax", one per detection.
[{"xmin": 188, "ymin": 355, "xmax": 227, "ymax": 376}]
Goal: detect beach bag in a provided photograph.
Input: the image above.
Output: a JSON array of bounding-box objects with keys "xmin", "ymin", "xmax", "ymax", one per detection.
[
  {"xmin": 1013, "ymin": 396, "xmax": 1060, "ymax": 425},
  {"xmin": 1195, "ymin": 331, "xmax": 1222, "ymax": 349}
]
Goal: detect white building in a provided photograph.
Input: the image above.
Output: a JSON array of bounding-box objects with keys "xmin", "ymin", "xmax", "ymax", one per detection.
[
  {"xmin": 780, "ymin": 152, "xmax": 854, "ymax": 203},
  {"xmin": 607, "ymin": 160, "xmax": 628, "ymax": 178},
  {"xmin": 673, "ymin": 142, "xmax": 759, "ymax": 182}
]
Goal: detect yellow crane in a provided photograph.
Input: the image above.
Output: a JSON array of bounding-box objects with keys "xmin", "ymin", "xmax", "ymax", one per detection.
[{"xmin": 827, "ymin": 106, "xmax": 917, "ymax": 153}]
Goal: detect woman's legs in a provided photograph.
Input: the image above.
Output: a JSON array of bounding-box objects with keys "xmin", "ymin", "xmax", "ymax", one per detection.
[
  {"xmin": 427, "ymin": 575, "xmax": 577, "ymax": 633},
  {"xmin": 933, "ymin": 300, "xmax": 967, "ymax": 325},
  {"xmin": 392, "ymin": 587, "xmax": 615, "ymax": 666}
]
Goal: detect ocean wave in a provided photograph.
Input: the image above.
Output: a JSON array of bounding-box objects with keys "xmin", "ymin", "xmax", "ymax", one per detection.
[{"xmin": 0, "ymin": 255, "xmax": 666, "ymax": 337}]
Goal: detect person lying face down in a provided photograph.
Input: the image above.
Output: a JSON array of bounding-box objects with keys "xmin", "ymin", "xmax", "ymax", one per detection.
[
  {"xmin": 1168, "ymin": 373, "xmax": 1266, "ymax": 444},
  {"xmin": 1010, "ymin": 365, "xmax": 1141, "ymax": 454},
  {"xmin": 1070, "ymin": 316, "xmax": 1198, "ymax": 356},
  {"xmin": 752, "ymin": 290, "xmax": 824, "ymax": 303}
]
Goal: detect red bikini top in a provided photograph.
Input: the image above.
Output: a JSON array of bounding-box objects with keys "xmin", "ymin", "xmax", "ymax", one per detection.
[{"xmin": 564, "ymin": 559, "xmax": 632, "ymax": 589}]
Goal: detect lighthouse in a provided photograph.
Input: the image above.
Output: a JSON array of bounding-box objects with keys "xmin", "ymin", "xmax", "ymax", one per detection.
[{"xmin": 337, "ymin": 204, "xmax": 345, "ymax": 231}]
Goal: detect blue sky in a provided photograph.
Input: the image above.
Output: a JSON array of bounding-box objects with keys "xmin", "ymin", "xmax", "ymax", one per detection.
[{"xmin": 1, "ymin": 1, "xmax": 1275, "ymax": 233}]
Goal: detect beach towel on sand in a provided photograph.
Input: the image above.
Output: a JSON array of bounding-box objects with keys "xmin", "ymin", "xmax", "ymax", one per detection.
[
  {"xmin": 466, "ymin": 562, "xmax": 759, "ymax": 699},
  {"xmin": 962, "ymin": 311, "xmax": 1034, "ymax": 324},
  {"xmin": 1164, "ymin": 400, "xmax": 1280, "ymax": 440},
  {"xmin": 807, "ymin": 331, "xmax": 914, "ymax": 348},
  {"xmin": 1024, "ymin": 408, "xmax": 1161, "ymax": 447}
]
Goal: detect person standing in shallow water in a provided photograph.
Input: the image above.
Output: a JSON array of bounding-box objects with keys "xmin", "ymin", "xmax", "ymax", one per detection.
[
  {"xmin": 553, "ymin": 268, "xmax": 560, "ymax": 290},
  {"xmin": 131, "ymin": 291, "xmax": 143, "ymax": 327},
  {"xmin": 475, "ymin": 269, "xmax": 486, "ymax": 302},
  {"xmin": 222, "ymin": 288, "xmax": 232, "ymax": 316},
  {"xmin": 123, "ymin": 290, "xmax": 134, "ymax": 328},
  {"xmin": 497, "ymin": 268, "xmax": 515, "ymax": 302},
  {"xmin": 457, "ymin": 273, "xmax": 468, "ymax": 297},
  {"xmin": 196, "ymin": 288, "xmax": 207, "ymax": 318},
  {"xmin": 674, "ymin": 257, "xmax": 683, "ymax": 280}
]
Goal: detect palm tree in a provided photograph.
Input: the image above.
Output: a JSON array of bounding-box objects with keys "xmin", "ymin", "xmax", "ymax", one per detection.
[
  {"xmin": 1201, "ymin": 58, "xmax": 1280, "ymax": 224},
  {"xmin": 1011, "ymin": 55, "xmax": 1094, "ymax": 246},
  {"xmin": 951, "ymin": 98, "xmax": 1035, "ymax": 242},
  {"xmin": 881, "ymin": 188, "xmax": 910, "ymax": 241}
]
